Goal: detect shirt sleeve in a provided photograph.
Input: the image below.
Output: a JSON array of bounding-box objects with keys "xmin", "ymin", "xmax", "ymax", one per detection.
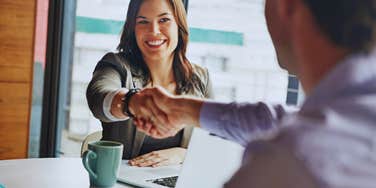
[
  {"xmin": 103, "ymin": 88, "xmax": 130, "ymax": 122},
  {"xmin": 199, "ymin": 101, "xmax": 290, "ymax": 146}
]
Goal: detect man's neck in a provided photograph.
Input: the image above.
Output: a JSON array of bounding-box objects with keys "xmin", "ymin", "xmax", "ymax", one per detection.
[
  {"xmin": 297, "ymin": 40, "xmax": 349, "ymax": 95},
  {"xmin": 291, "ymin": 6, "xmax": 349, "ymax": 95},
  {"xmin": 291, "ymin": 4, "xmax": 349, "ymax": 95}
]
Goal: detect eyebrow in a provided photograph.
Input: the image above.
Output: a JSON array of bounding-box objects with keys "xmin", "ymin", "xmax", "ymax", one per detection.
[{"xmin": 136, "ymin": 12, "xmax": 171, "ymax": 19}]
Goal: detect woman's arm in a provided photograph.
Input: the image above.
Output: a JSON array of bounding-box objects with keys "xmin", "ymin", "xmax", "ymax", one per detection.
[
  {"xmin": 86, "ymin": 65, "xmax": 126, "ymax": 122},
  {"xmin": 132, "ymin": 87, "xmax": 295, "ymax": 146}
]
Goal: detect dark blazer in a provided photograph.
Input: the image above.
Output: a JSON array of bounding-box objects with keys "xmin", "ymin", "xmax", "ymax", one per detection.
[{"xmin": 86, "ymin": 52, "xmax": 213, "ymax": 159}]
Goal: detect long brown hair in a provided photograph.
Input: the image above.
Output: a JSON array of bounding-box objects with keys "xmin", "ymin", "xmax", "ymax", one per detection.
[{"xmin": 117, "ymin": 0, "xmax": 194, "ymax": 93}]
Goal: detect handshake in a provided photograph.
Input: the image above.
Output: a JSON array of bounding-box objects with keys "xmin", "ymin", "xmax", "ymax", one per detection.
[{"xmin": 126, "ymin": 87, "xmax": 204, "ymax": 139}]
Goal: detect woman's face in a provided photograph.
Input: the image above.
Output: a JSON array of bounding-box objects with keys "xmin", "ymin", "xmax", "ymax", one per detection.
[{"xmin": 135, "ymin": 0, "xmax": 179, "ymax": 62}]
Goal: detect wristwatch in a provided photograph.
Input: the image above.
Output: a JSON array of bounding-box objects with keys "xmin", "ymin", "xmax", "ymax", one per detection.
[{"xmin": 122, "ymin": 88, "xmax": 140, "ymax": 118}]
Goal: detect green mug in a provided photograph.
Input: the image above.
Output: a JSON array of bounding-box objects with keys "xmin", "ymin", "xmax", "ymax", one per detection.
[{"xmin": 82, "ymin": 140, "xmax": 123, "ymax": 187}]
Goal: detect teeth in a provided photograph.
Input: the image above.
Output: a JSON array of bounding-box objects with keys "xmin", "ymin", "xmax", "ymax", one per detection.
[{"xmin": 147, "ymin": 40, "xmax": 164, "ymax": 46}]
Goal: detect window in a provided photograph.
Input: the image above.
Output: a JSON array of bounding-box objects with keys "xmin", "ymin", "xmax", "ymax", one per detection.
[
  {"xmin": 187, "ymin": 0, "xmax": 289, "ymax": 103},
  {"xmin": 59, "ymin": 0, "xmax": 131, "ymax": 156},
  {"xmin": 286, "ymin": 75, "xmax": 300, "ymax": 105},
  {"xmin": 49, "ymin": 0, "xmax": 301, "ymax": 157},
  {"xmin": 201, "ymin": 55, "xmax": 228, "ymax": 72}
]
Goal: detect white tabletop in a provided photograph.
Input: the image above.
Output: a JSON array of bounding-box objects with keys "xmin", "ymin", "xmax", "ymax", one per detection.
[{"xmin": 0, "ymin": 158, "xmax": 135, "ymax": 188}]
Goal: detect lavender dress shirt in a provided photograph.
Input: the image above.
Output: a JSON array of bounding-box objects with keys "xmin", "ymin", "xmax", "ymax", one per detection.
[{"xmin": 200, "ymin": 49, "xmax": 376, "ymax": 188}]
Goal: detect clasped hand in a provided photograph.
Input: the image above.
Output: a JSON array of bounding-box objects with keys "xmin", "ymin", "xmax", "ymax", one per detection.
[{"xmin": 127, "ymin": 87, "xmax": 195, "ymax": 139}]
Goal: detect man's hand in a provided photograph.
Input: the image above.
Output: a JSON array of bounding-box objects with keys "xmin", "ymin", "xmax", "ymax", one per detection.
[
  {"xmin": 131, "ymin": 87, "xmax": 204, "ymax": 139},
  {"xmin": 126, "ymin": 88, "xmax": 170, "ymax": 135}
]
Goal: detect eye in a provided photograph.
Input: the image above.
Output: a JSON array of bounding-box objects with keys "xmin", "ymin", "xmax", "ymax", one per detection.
[
  {"xmin": 137, "ymin": 20, "xmax": 149, "ymax": 24},
  {"xmin": 159, "ymin": 18, "xmax": 170, "ymax": 23}
]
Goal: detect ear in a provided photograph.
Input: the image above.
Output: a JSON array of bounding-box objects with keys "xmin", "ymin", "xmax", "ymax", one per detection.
[{"xmin": 277, "ymin": 0, "xmax": 299, "ymax": 23}]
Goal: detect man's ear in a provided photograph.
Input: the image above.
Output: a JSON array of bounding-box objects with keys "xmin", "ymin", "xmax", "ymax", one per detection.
[{"xmin": 278, "ymin": 0, "xmax": 298, "ymax": 23}]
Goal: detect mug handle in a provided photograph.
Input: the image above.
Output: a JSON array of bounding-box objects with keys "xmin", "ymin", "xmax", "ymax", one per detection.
[{"xmin": 82, "ymin": 150, "xmax": 98, "ymax": 179}]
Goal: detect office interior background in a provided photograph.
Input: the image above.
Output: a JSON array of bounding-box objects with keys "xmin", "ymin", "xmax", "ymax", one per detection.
[{"xmin": 0, "ymin": 0, "xmax": 302, "ymax": 160}]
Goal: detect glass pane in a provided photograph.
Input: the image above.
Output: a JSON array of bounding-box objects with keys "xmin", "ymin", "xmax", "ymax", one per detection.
[
  {"xmin": 286, "ymin": 91, "xmax": 299, "ymax": 105},
  {"xmin": 288, "ymin": 75, "xmax": 299, "ymax": 90},
  {"xmin": 187, "ymin": 0, "xmax": 289, "ymax": 103},
  {"xmin": 58, "ymin": 0, "xmax": 302, "ymax": 157},
  {"xmin": 59, "ymin": 0, "xmax": 130, "ymax": 157}
]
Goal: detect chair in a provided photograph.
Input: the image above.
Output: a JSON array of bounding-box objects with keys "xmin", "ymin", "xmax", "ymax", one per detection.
[{"xmin": 80, "ymin": 131, "xmax": 102, "ymax": 157}]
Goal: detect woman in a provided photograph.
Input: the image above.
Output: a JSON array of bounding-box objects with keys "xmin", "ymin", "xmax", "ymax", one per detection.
[{"xmin": 86, "ymin": 0, "xmax": 212, "ymax": 167}]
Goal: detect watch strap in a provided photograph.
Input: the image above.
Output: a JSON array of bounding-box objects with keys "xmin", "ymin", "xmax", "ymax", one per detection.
[{"xmin": 122, "ymin": 88, "xmax": 140, "ymax": 118}]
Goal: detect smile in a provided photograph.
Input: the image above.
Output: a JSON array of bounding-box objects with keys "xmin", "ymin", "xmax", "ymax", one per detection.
[{"xmin": 145, "ymin": 39, "xmax": 167, "ymax": 47}]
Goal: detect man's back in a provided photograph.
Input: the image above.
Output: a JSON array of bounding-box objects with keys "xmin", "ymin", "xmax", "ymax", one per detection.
[{"xmin": 226, "ymin": 49, "xmax": 376, "ymax": 188}]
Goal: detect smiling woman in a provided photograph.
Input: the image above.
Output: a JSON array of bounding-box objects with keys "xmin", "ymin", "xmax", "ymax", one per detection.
[
  {"xmin": 118, "ymin": 0, "xmax": 192, "ymax": 91},
  {"xmin": 134, "ymin": 5, "xmax": 179, "ymax": 61},
  {"xmin": 86, "ymin": 0, "xmax": 213, "ymax": 167}
]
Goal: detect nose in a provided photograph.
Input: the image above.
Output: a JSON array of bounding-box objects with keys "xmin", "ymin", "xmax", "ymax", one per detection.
[{"xmin": 149, "ymin": 21, "xmax": 161, "ymax": 35}]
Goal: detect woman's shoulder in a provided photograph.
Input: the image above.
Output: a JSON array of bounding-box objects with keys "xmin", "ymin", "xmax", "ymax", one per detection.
[
  {"xmin": 190, "ymin": 63, "xmax": 209, "ymax": 81},
  {"xmin": 92, "ymin": 52, "xmax": 132, "ymax": 78},
  {"xmin": 186, "ymin": 63, "xmax": 212, "ymax": 98},
  {"xmin": 100, "ymin": 52, "xmax": 130, "ymax": 67},
  {"xmin": 94, "ymin": 52, "xmax": 134, "ymax": 74}
]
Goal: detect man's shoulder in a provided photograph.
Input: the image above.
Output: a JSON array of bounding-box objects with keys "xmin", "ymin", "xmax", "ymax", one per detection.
[
  {"xmin": 279, "ymin": 111, "xmax": 375, "ymax": 156},
  {"xmin": 268, "ymin": 112, "xmax": 376, "ymax": 187},
  {"xmin": 227, "ymin": 139, "xmax": 317, "ymax": 188}
]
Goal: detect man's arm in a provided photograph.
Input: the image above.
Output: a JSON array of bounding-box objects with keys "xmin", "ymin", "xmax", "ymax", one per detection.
[
  {"xmin": 134, "ymin": 87, "xmax": 291, "ymax": 146},
  {"xmin": 199, "ymin": 101, "xmax": 287, "ymax": 146}
]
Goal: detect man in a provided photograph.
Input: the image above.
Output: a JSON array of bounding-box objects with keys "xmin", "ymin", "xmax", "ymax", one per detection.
[{"xmin": 126, "ymin": 0, "xmax": 376, "ymax": 187}]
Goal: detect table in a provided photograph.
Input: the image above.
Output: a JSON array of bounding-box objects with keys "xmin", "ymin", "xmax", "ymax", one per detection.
[{"xmin": 0, "ymin": 158, "xmax": 135, "ymax": 188}]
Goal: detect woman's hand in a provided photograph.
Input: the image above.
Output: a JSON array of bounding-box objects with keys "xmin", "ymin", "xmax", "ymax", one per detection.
[
  {"xmin": 128, "ymin": 88, "xmax": 173, "ymax": 136},
  {"xmin": 128, "ymin": 147, "xmax": 186, "ymax": 167},
  {"xmin": 132, "ymin": 87, "xmax": 203, "ymax": 139}
]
